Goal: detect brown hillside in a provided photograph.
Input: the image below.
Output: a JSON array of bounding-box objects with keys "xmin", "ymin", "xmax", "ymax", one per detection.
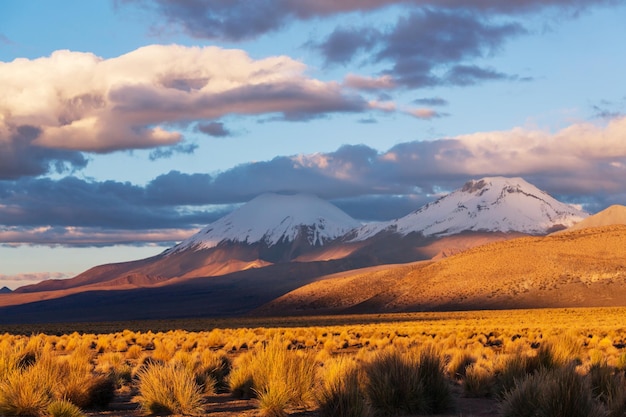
[
  {"xmin": 557, "ymin": 204, "xmax": 626, "ymax": 232},
  {"xmin": 258, "ymin": 225, "xmax": 626, "ymax": 315}
]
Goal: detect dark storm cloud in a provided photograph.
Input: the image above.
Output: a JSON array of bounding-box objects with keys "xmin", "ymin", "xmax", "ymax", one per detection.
[
  {"xmin": 0, "ymin": 125, "xmax": 88, "ymax": 179},
  {"xmin": 0, "ymin": 176, "xmax": 221, "ymax": 230},
  {"xmin": 196, "ymin": 122, "xmax": 232, "ymax": 137},
  {"xmin": 121, "ymin": 0, "xmax": 616, "ymax": 41},
  {"xmin": 317, "ymin": 9, "xmax": 525, "ymax": 88},
  {"xmin": 316, "ymin": 27, "xmax": 379, "ymax": 65}
]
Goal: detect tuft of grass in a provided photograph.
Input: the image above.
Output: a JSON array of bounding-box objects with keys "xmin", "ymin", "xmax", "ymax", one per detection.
[
  {"xmin": 448, "ymin": 351, "xmax": 476, "ymax": 380},
  {"xmin": 463, "ymin": 363, "xmax": 494, "ymax": 398},
  {"xmin": 253, "ymin": 337, "xmax": 317, "ymax": 416},
  {"xmin": 228, "ymin": 337, "xmax": 316, "ymax": 415},
  {"xmin": 228, "ymin": 352, "xmax": 256, "ymax": 399},
  {"xmin": 0, "ymin": 359, "xmax": 54, "ymax": 416},
  {"xmin": 416, "ymin": 347, "xmax": 453, "ymax": 413},
  {"xmin": 363, "ymin": 347, "xmax": 452, "ymax": 416},
  {"xmin": 589, "ymin": 361, "xmax": 626, "ymax": 417},
  {"xmin": 500, "ymin": 365, "xmax": 605, "ymax": 417},
  {"xmin": 315, "ymin": 356, "xmax": 371, "ymax": 417},
  {"xmin": 196, "ymin": 350, "xmax": 231, "ymax": 393},
  {"xmin": 47, "ymin": 399, "xmax": 86, "ymax": 417},
  {"xmin": 364, "ymin": 349, "xmax": 424, "ymax": 415},
  {"xmin": 135, "ymin": 362, "xmax": 205, "ymax": 416}
]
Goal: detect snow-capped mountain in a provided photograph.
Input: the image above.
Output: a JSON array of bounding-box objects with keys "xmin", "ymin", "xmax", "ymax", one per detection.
[
  {"xmin": 351, "ymin": 177, "xmax": 588, "ymax": 240},
  {"xmin": 167, "ymin": 193, "xmax": 362, "ymax": 254}
]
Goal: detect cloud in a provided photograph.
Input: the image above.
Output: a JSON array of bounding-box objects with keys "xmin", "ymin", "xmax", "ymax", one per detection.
[
  {"xmin": 405, "ymin": 108, "xmax": 447, "ymax": 120},
  {"xmin": 122, "ymin": 0, "xmax": 615, "ymax": 41},
  {"xmin": 3, "ymin": 117, "xmax": 626, "ymax": 245},
  {"xmin": 413, "ymin": 97, "xmax": 449, "ymax": 106},
  {"xmin": 196, "ymin": 122, "xmax": 232, "ymax": 137},
  {"xmin": 320, "ymin": 9, "xmax": 525, "ymax": 88},
  {"xmin": 149, "ymin": 142, "xmax": 199, "ymax": 161},
  {"xmin": 316, "ymin": 27, "xmax": 379, "ymax": 65},
  {"xmin": 0, "ymin": 272, "xmax": 74, "ymax": 290},
  {"xmin": 444, "ymin": 65, "xmax": 511, "ymax": 85},
  {"xmin": 0, "ymin": 227, "xmax": 193, "ymax": 247},
  {"xmin": 344, "ymin": 74, "xmax": 396, "ymax": 91},
  {"xmin": 0, "ymin": 44, "xmax": 370, "ymax": 179},
  {"xmin": 0, "ymin": 125, "xmax": 88, "ymax": 179}
]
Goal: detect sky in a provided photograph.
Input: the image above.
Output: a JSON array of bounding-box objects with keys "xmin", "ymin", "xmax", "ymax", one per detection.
[{"xmin": 1, "ymin": 0, "xmax": 626, "ymax": 289}]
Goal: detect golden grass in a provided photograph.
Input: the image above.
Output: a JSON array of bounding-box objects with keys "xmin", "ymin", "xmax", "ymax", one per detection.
[
  {"xmin": 135, "ymin": 362, "xmax": 205, "ymax": 415},
  {"xmin": 1, "ymin": 307, "xmax": 626, "ymax": 415}
]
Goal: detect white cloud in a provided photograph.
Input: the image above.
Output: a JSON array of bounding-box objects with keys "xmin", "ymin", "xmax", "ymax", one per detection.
[{"xmin": 0, "ymin": 45, "xmax": 367, "ymax": 153}]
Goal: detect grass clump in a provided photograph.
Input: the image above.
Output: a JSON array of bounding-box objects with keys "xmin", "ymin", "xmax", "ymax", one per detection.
[
  {"xmin": 589, "ymin": 361, "xmax": 626, "ymax": 417},
  {"xmin": 463, "ymin": 363, "xmax": 494, "ymax": 398},
  {"xmin": 135, "ymin": 362, "xmax": 204, "ymax": 416},
  {"xmin": 47, "ymin": 399, "xmax": 86, "ymax": 417},
  {"xmin": 316, "ymin": 356, "xmax": 371, "ymax": 417},
  {"xmin": 500, "ymin": 365, "xmax": 605, "ymax": 417},
  {"xmin": 363, "ymin": 347, "xmax": 452, "ymax": 416},
  {"xmin": 254, "ymin": 338, "xmax": 317, "ymax": 416},
  {"xmin": 228, "ymin": 337, "xmax": 316, "ymax": 416}
]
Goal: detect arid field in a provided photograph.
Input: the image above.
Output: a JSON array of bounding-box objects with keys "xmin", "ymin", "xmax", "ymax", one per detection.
[{"xmin": 2, "ymin": 308, "xmax": 626, "ymax": 417}]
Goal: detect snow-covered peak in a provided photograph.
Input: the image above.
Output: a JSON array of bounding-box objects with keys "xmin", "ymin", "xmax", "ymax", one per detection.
[
  {"xmin": 167, "ymin": 193, "xmax": 361, "ymax": 253},
  {"xmin": 352, "ymin": 177, "xmax": 588, "ymax": 240}
]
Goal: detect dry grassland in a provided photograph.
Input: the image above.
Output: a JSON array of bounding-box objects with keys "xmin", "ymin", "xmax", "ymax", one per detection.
[{"xmin": 1, "ymin": 307, "xmax": 626, "ymax": 416}]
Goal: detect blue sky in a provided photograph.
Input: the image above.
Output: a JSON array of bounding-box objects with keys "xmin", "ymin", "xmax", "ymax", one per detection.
[{"xmin": 1, "ymin": 0, "xmax": 626, "ymax": 289}]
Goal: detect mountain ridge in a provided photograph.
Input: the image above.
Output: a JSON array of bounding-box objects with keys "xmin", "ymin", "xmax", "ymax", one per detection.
[
  {"xmin": 2, "ymin": 176, "xmax": 615, "ymax": 324},
  {"xmin": 350, "ymin": 177, "xmax": 587, "ymax": 240}
]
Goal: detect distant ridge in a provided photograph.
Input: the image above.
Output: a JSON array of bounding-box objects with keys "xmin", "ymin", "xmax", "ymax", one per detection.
[
  {"xmin": 0, "ymin": 286, "xmax": 12, "ymax": 294},
  {"xmin": 557, "ymin": 205, "xmax": 626, "ymax": 233}
]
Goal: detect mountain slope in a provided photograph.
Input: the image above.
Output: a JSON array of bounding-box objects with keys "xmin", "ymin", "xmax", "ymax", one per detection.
[
  {"xmin": 351, "ymin": 177, "xmax": 587, "ymax": 240},
  {"xmin": 167, "ymin": 193, "xmax": 361, "ymax": 254},
  {"xmin": 259, "ymin": 225, "xmax": 626, "ymax": 315},
  {"xmin": 558, "ymin": 205, "xmax": 626, "ymax": 232},
  {"xmin": 13, "ymin": 194, "xmax": 362, "ymax": 296}
]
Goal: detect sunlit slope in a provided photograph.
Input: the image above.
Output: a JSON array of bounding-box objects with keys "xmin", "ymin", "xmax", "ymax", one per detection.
[
  {"xmin": 259, "ymin": 225, "xmax": 626, "ymax": 315},
  {"xmin": 556, "ymin": 204, "xmax": 626, "ymax": 233}
]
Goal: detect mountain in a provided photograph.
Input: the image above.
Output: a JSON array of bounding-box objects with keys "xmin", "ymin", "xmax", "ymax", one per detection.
[
  {"xmin": 0, "ymin": 177, "xmax": 601, "ymax": 324},
  {"xmin": 12, "ymin": 193, "xmax": 362, "ymax": 296},
  {"xmin": 258, "ymin": 224, "xmax": 626, "ymax": 316},
  {"xmin": 557, "ymin": 205, "xmax": 626, "ymax": 233},
  {"xmin": 351, "ymin": 177, "xmax": 588, "ymax": 240},
  {"xmin": 166, "ymin": 193, "xmax": 361, "ymax": 254},
  {"xmin": 0, "ymin": 287, "xmax": 12, "ymax": 294}
]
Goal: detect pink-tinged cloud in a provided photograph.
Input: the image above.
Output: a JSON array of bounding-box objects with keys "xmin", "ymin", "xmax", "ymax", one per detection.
[
  {"xmin": 0, "ymin": 226, "xmax": 193, "ymax": 246},
  {"xmin": 405, "ymin": 108, "xmax": 443, "ymax": 119},
  {"xmin": 345, "ymin": 74, "xmax": 396, "ymax": 91},
  {"xmin": 0, "ymin": 272, "xmax": 75, "ymax": 290},
  {"xmin": 0, "ymin": 45, "xmax": 367, "ymax": 155}
]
